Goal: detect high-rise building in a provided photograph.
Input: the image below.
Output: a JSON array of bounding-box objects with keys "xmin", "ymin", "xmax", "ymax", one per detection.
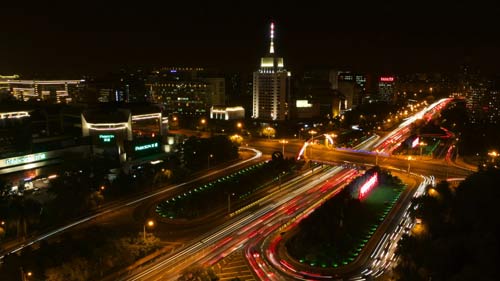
[
  {"xmin": 252, "ymin": 22, "xmax": 290, "ymax": 121},
  {"xmin": 378, "ymin": 76, "xmax": 396, "ymax": 103},
  {"xmin": 338, "ymin": 73, "xmax": 366, "ymax": 109},
  {"xmin": 297, "ymin": 68, "xmax": 343, "ymax": 118}
]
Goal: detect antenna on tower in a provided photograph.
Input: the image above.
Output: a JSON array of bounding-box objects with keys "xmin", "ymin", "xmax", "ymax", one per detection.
[{"xmin": 269, "ymin": 21, "xmax": 275, "ymax": 54}]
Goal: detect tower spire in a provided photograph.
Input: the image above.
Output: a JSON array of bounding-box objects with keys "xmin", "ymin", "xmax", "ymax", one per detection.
[{"xmin": 269, "ymin": 21, "xmax": 275, "ymax": 54}]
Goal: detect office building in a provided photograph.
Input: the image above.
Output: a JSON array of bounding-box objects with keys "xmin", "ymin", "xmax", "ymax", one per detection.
[
  {"xmin": 252, "ymin": 22, "xmax": 290, "ymax": 121},
  {"xmin": 378, "ymin": 76, "xmax": 396, "ymax": 103},
  {"xmin": 147, "ymin": 67, "xmax": 226, "ymax": 116},
  {"xmin": 0, "ymin": 77, "xmax": 84, "ymax": 103}
]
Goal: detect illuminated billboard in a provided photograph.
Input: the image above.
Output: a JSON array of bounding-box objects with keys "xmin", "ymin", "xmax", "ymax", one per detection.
[
  {"xmin": 412, "ymin": 137, "xmax": 420, "ymax": 148},
  {"xmin": 359, "ymin": 173, "xmax": 378, "ymax": 199}
]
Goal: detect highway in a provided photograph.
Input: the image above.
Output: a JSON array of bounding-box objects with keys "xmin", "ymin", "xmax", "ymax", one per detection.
[
  {"xmin": 117, "ymin": 97, "xmax": 472, "ymax": 281},
  {"xmin": 0, "ymin": 147, "xmax": 263, "ymax": 260},
  {"xmin": 122, "ymin": 166, "xmax": 358, "ymax": 280},
  {"xmin": 245, "ymin": 172, "xmax": 432, "ymax": 280}
]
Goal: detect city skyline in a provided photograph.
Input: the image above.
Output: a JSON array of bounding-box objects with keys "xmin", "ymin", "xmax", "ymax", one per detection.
[{"xmin": 1, "ymin": 2, "xmax": 500, "ymax": 77}]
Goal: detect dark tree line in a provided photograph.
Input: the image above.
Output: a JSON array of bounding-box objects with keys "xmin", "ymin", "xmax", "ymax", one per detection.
[
  {"xmin": 395, "ymin": 168, "xmax": 500, "ymax": 281},
  {"xmin": 182, "ymin": 135, "xmax": 239, "ymax": 170},
  {"xmin": 0, "ymin": 226, "xmax": 161, "ymax": 281}
]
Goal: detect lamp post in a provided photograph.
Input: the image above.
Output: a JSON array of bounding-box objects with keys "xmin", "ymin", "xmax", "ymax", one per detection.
[
  {"xmin": 488, "ymin": 150, "xmax": 498, "ymax": 163},
  {"xmin": 227, "ymin": 192, "xmax": 235, "ymax": 214},
  {"xmin": 207, "ymin": 154, "xmax": 213, "ymax": 169},
  {"xmin": 407, "ymin": 156, "xmax": 413, "ymax": 173},
  {"xmin": 419, "ymin": 141, "xmax": 427, "ymax": 157},
  {"xmin": 199, "ymin": 118, "xmax": 207, "ymax": 132},
  {"xmin": 20, "ymin": 267, "xmax": 32, "ymax": 281},
  {"xmin": 143, "ymin": 219, "xmax": 155, "ymax": 242},
  {"xmin": 278, "ymin": 171, "xmax": 286, "ymax": 191},
  {"xmin": 308, "ymin": 130, "xmax": 318, "ymax": 159},
  {"xmin": 279, "ymin": 139, "xmax": 288, "ymax": 156},
  {"xmin": 375, "ymin": 150, "xmax": 380, "ymax": 166}
]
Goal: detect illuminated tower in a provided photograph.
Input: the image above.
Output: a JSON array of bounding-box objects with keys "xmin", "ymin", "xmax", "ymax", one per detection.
[{"xmin": 252, "ymin": 22, "xmax": 290, "ymax": 121}]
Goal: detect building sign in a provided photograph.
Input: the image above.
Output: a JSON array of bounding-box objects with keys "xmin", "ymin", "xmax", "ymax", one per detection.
[
  {"xmin": 99, "ymin": 134, "xmax": 115, "ymax": 143},
  {"xmin": 4, "ymin": 153, "xmax": 47, "ymax": 166},
  {"xmin": 134, "ymin": 142, "xmax": 159, "ymax": 152},
  {"xmin": 296, "ymin": 100, "xmax": 312, "ymax": 108},
  {"xmin": 380, "ymin": 77, "xmax": 395, "ymax": 82}
]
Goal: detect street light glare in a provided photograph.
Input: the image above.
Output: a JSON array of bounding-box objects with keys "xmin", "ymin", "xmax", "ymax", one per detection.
[{"xmin": 147, "ymin": 220, "xmax": 155, "ymax": 227}]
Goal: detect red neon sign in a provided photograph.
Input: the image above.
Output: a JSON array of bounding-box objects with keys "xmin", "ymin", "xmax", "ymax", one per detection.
[
  {"xmin": 380, "ymin": 77, "xmax": 394, "ymax": 82},
  {"xmin": 359, "ymin": 173, "xmax": 378, "ymax": 199}
]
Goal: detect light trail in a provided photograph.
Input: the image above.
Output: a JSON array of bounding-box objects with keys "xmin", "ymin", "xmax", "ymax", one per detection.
[
  {"xmin": 0, "ymin": 147, "xmax": 263, "ymax": 260},
  {"xmin": 124, "ymin": 166, "xmax": 353, "ymax": 280}
]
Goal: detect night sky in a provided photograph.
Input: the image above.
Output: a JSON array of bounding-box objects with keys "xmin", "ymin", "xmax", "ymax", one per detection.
[{"xmin": 1, "ymin": 1, "xmax": 500, "ymax": 77}]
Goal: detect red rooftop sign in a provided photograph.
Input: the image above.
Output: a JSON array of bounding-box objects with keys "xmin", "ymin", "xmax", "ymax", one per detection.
[{"xmin": 380, "ymin": 77, "xmax": 395, "ymax": 82}]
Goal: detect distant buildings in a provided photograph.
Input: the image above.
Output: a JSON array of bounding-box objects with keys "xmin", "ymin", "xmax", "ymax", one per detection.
[
  {"xmin": 0, "ymin": 103, "xmax": 172, "ymax": 190},
  {"xmin": 338, "ymin": 73, "xmax": 366, "ymax": 109},
  {"xmin": 296, "ymin": 68, "xmax": 341, "ymax": 118},
  {"xmin": 378, "ymin": 76, "xmax": 396, "ymax": 103},
  {"xmin": 455, "ymin": 65, "xmax": 500, "ymax": 124},
  {"xmin": 210, "ymin": 106, "xmax": 245, "ymax": 120},
  {"xmin": 0, "ymin": 76, "xmax": 84, "ymax": 103},
  {"xmin": 252, "ymin": 22, "xmax": 290, "ymax": 121},
  {"xmin": 147, "ymin": 67, "xmax": 226, "ymax": 116}
]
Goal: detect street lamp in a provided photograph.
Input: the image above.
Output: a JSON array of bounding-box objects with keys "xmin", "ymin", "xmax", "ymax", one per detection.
[
  {"xmin": 308, "ymin": 130, "xmax": 318, "ymax": 159},
  {"xmin": 20, "ymin": 267, "xmax": 32, "ymax": 281},
  {"xmin": 299, "ymin": 128, "xmax": 304, "ymax": 140},
  {"xmin": 236, "ymin": 122, "xmax": 243, "ymax": 130},
  {"xmin": 419, "ymin": 141, "xmax": 427, "ymax": 157},
  {"xmin": 407, "ymin": 156, "xmax": 413, "ymax": 173},
  {"xmin": 227, "ymin": 192, "xmax": 235, "ymax": 214},
  {"xmin": 143, "ymin": 219, "xmax": 155, "ymax": 242},
  {"xmin": 278, "ymin": 171, "xmax": 286, "ymax": 191},
  {"xmin": 207, "ymin": 154, "xmax": 213, "ymax": 168},
  {"xmin": 488, "ymin": 150, "xmax": 498, "ymax": 163},
  {"xmin": 279, "ymin": 139, "xmax": 288, "ymax": 156},
  {"xmin": 375, "ymin": 150, "xmax": 380, "ymax": 166}
]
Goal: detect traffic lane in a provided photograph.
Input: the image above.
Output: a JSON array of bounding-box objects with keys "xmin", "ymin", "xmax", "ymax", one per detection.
[
  {"xmin": 0, "ymin": 148, "xmax": 263, "ymax": 260},
  {"xmin": 303, "ymin": 147, "xmax": 472, "ymax": 179},
  {"xmin": 127, "ymin": 167, "xmax": 344, "ymax": 281}
]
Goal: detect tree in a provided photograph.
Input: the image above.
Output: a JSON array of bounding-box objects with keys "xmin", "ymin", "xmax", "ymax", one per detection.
[
  {"xmin": 6, "ymin": 196, "xmax": 42, "ymax": 239},
  {"xmin": 395, "ymin": 168, "xmax": 500, "ymax": 280},
  {"xmin": 45, "ymin": 257, "xmax": 91, "ymax": 281}
]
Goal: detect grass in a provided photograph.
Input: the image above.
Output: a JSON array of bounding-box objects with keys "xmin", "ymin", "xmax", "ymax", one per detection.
[{"xmin": 288, "ymin": 175, "xmax": 404, "ymax": 268}]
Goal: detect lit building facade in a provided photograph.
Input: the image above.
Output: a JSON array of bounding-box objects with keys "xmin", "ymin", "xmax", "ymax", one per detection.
[
  {"xmin": 252, "ymin": 22, "xmax": 290, "ymax": 121},
  {"xmin": 81, "ymin": 105, "xmax": 167, "ymax": 162},
  {"xmin": 378, "ymin": 76, "xmax": 396, "ymax": 103},
  {"xmin": 147, "ymin": 67, "xmax": 226, "ymax": 116},
  {"xmin": 0, "ymin": 78, "xmax": 84, "ymax": 103},
  {"xmin": 210, "ymin": 106, "xmax": 245, "ymax": 120}
]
